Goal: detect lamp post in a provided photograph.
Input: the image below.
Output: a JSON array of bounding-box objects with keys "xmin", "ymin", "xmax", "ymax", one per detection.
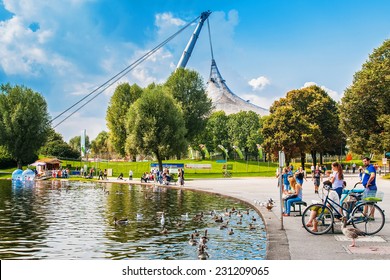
[{"xmin": 278, "ymin": 151, "xmax": 285, "ymax": 230}]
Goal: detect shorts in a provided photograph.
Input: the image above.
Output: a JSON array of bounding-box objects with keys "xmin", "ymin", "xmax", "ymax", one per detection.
[{"xmin": 314, "ymin": 178, "xmax": 320, "ymax": 186}]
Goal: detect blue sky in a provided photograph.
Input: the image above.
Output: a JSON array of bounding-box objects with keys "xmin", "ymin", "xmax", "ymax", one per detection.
[{"xmin": 1, "ymin": 0, "xmax": 389, "ymax": 141}]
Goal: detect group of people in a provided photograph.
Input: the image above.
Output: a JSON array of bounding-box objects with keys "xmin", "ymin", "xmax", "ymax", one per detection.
[
  {"xmin": 279, "ymin": 157, "xmax": 378, "ymax": 217},
  {"xmin": 50, "ymin": 168, "xmax": 70, "ymax": 178},
  {"xmin": 139, "ymin": 167, "xmax": 185, "ymax": 186}
]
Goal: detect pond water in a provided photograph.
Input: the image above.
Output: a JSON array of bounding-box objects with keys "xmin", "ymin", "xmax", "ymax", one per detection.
[{"xmin": 0, "ymin": 180, "xmax": 266, "ymax": 260}]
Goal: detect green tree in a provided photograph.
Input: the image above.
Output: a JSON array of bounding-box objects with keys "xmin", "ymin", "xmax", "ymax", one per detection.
[
  {"xmin": 0, "ymin": 145, "xmax": 15, "ymax": 168},
  {"xmin": 340, "ymin": 39, "xmax": 390, "ymax": 155},
  {"xmin": 200, "ymin": 111, "xmax": 229, "ymax": 158},
  {"xmin": 164, "ymin": 68, "xmax": 212, "ymax": 145},
  {"xmin": 379, "ymin": 115, "xmax": 390, "ymax": 153},
  {"xmin": 261, "ymin": 85, "xmax": 341, "ymax": 167},
  {"xmin": 40, "ymin": 129, "xmax": 80, "ymax": 159},
  {"xmin": 69, "ymin": 135, "xmax": 90, "ymax": 154},
  {"xmin": 0, "ymin": 84, "xmax": 50, "ymax": 168},
  {"xmin": 90, "ymin": 131, "xmax": 110, "ymax": 158},
  {"xmin": 227, "ymin": 111, "xmax": 263, "ymax": 160},
  {"xmin": 125, "ymin": 86, "xmax": 187, "ymax": 171},
  {"xmin": 106, "ymin": 83, "xmax": 143, "ymax": 157}
]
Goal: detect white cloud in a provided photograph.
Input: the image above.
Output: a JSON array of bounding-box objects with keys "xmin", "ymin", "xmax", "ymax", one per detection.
[
  {"xmin": 155, "ymin": 12, "xmax": 186, "ymax": 28},
  {"xmin": 248, "ymin": 76, "xmax": 270, "ymax": 91},
  {"xmin": 240, "ymin": 93, "xmax": 275, "ymax": 109},
  {"xmin": 302, "ymin": 81, "xmax": 342, "ymax": 101},
  {"xmin": 54, "ymin": 112, "xmax": 107, "ymax": 142}
]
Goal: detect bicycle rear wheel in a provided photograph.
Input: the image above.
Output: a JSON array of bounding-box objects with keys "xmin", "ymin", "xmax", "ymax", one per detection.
[
  {"xmin": 302, "ymin": 204, "xmax": 334, "ymax": 235},
  {"xmin": 351, "ymin": 203, "xmax": 385, "ymax": 235}
]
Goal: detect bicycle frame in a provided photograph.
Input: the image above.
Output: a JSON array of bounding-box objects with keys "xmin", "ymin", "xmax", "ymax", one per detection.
[
  {"xmin": 303, "ymin": 182, "xmax": 385, "ymax": 235},
  {"xmin": 339, "ymin": 182, "xmax": 364, "ymax": 206}
]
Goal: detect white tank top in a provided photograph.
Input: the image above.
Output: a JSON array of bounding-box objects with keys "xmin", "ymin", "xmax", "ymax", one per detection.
[{"xmin": 332, "ymin": 171, "xmax": 344, "ymax": 190}]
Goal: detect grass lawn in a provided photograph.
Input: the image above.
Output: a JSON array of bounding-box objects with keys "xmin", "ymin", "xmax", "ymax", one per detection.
[
  {"xmin": 0, "ymin": 159, "xmax": 278, "ymax": 179},
  {"xmin": 60, "ymin": 158, "xmax": 278, "ymax": 178}
]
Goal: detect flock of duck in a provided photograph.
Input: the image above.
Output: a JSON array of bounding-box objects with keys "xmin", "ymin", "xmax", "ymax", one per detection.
[{"xmin": 113, "ymin": 206, "xmax": 263, "ymax": 260}]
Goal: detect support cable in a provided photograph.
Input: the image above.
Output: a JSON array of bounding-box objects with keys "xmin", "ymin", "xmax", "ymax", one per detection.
[
  {"xmin": 207, "ymin": 18, "xmax": 214, "ymax": 61},
  {"xmin": 51, "ymin": 14, "xmax": 200, "ymax": 128}
]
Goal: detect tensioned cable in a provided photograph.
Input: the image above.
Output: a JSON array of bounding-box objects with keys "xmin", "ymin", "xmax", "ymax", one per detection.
[
  {"xmin": 207, "ymin": 18, "xmax": 214, "ymax": 61},
  {"xmin": 51, "ymin": 14, "xmax": 201, "ymax": 128}
]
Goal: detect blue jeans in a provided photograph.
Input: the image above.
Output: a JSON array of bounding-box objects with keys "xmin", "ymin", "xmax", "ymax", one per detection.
[
  {"xmin": 334, "ymin": 187, "xmax": 343, "ymax": 199},
  {"xmin": 284, "ymin": 197, "xmax": 302, "ymax": 215}
]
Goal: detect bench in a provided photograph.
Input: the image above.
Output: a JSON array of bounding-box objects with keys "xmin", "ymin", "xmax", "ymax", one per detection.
[{"xmin": 290, "ymin": 201, "xmax": 307, "ymax": 216}]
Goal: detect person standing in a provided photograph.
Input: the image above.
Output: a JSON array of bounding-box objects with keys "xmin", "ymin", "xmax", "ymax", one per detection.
[
  {"xmin": 295, "ymin": 166, "xmax": 307, "ymax": 186},
  {"xmin": 352, "ymin": 163, "xmax": 357, "ymax": 174},
  {"xmin": 329, "ymin": 162, "xmax": 344, "ymax": 199},
  {"xmin": 312, "ymin": 165, "xmax": 322, "ymax": 194},
  {"xmin": 129, "ymin": 170, "xmax": 133, "ymax": 180},
  {"xmin": 362, "ymin": 157, "xmax": 377, "ymax": 218},
  {"xmin": 98, "ymin": 169, "xmax": 104, "ymax": 180},
  {"xmin": 178, "ymin": 168, "xmax": 185, "ymax": 186},
  {"xmin": 279, "ymin": 167, "xmax": 292, "ymax": 192},
  {"xmin": 362, "ymin": 157, "xmax": 377, "ymax": 195}
]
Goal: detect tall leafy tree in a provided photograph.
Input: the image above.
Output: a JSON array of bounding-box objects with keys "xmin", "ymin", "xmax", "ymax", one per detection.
[
  {"xmin": 125, "ymin": 86, "xmax": 187, "ymax": 171},
  {"xmin": 106, "ymin": 83, "xmax": 143, "ymax": 157},
  {"xmin": 90, "ymin": 131, "xmax": 110, "ymax": 158},
  {"xmin": 340, "ymin": 39, "xmax": 390, "ymax": 155},
  {"xmin": 69, "ymin": 135, "xmax": 90, "ymax": 154},
  {"xmin": 286, "ymin": 85, "xmax": 341, "ymax": 166},
  {"xmin": 39, "ymin": 129, "xmax": 80, "ymax": 159},
  {"xmin": 262, "ymin": 85, "xmax": 341, "ymax": 167},
  {"xmin": 0, "ymin": 84, "xmax": 50, "ymax": 168},
  {"xmin": 200, "ymin": 111, "xmax": 229, "ymax": 157},
  {"xmin": 227, "ymin": 111, "xmax": 263, "ymax": 160},
  {"xmin": 164, "ymin": 68, "xmax": 213, "ymax": 145},
  {"xmin": 262, "ymin": 105, "xmax": 316, "ymax": 165}
]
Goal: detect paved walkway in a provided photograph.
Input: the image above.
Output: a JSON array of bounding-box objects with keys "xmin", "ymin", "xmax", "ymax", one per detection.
[
  {"xmin": 176, "ymin": 175, "xmax": 390, "ymax": 260},
  {"xmin": 104, "ymin": 174, "xmax": 390, "ymax": 260}
]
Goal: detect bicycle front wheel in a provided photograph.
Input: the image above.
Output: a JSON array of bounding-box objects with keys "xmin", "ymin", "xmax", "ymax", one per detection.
[
  {"xmin": 302, "ymin": 204, "xmax": 334, "ymax": 235},
  {"xmin": 351, "ymin": 203, "xmax": 385, "ymax": 235}
]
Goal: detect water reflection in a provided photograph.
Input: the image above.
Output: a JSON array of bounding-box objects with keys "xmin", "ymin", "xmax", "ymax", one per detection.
[{"xmin": 0, "ymin": 180, "xmax": 266, "ymax": 260}]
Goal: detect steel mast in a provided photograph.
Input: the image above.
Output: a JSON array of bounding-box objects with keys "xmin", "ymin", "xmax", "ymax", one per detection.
[{"xmin": 176, "ymin": 10, "xmax": 211, "ymax": 69}]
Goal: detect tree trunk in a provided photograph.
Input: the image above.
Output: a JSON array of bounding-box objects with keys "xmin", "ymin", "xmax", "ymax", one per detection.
[
  {"xmin": 311, "ymin": 150, "xmax": 317, "ymax": 167},
  {"xmin": 320, "ymin": 153, "xmax": 323, "ymax": 166},
  {"xmin": 155, "ymin": 151, "xmax": 163, "ymax": 171},
  {"xmin": 17, "ymin": 160, "xmax": 22, "ymax": 170},
  {"xmin": 300, "ymin": 152, "xmax": 305, "ymax": 169}
]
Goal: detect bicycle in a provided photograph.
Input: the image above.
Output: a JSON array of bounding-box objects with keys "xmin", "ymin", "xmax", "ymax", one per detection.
[
  {"xmin": 302, "ymin": 182, "xmax": 385, "ymax": 235},
  {"xmin": 222, "ymin": 170, "xmax": 232, "ymax": 178}
]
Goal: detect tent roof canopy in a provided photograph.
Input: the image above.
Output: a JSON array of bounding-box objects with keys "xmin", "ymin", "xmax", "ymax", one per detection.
[{"xmin": 30, "ymin": 158, "xmax": 62, "ymax": 166}]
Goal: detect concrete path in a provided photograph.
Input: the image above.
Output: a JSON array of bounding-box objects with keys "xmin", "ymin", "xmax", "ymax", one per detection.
[
  {"xmin": 179, "ymin": 175, "xmax": 390, "ymax": 260},
  {"xmin": 104, "ymin": 174, "xmax": 390, "ymax": 260}
]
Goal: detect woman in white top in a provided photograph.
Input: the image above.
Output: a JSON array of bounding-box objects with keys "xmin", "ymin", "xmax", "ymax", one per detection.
[{"xmin": 330, "ymin": 162, "xmax": 344, "ymax": 199}]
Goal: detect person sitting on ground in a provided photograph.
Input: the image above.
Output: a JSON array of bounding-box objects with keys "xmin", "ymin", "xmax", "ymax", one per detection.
[
  {"xmin": 117, "ymin": 173, "xmax": 124, "ymax": 180},
  {"xmin": 283, "ymin": 175, "xmax": 303, "ymax": 216},
  {"xmin": 141, "ymin": 172, "xmax": 148, "ymax": 183}
]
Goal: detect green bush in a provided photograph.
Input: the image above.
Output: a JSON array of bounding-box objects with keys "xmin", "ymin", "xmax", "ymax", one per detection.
[{"xmin": 0, "ymin": 146, "xmax": 16, "ymax": 169}]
